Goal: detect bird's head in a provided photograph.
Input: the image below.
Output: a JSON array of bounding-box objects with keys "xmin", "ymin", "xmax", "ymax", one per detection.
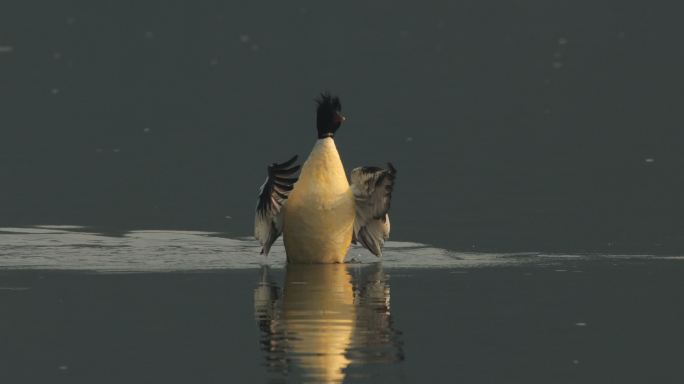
[{"xmin": 316, "ymin": 92, "xmax": 345, "ymax": 139}]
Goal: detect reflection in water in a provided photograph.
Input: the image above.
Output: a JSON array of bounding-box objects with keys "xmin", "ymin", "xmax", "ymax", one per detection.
[{"xmin": 254, "ymin": 263, "xmax": 403, "ymax": 383}]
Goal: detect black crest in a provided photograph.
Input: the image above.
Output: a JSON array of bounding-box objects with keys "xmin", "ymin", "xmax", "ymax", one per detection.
[{"xmin": 316, "ymin": 92, "xmax": 343, "ymax": 139}]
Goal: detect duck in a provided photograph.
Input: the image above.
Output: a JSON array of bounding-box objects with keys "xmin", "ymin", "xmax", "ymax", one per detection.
[{"xmin": 254, "ymin": 93, "xmax": 397, "ymax": 263}]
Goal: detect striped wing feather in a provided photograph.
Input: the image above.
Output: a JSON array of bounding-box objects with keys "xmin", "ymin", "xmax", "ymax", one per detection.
[
  {"xmin": 351, "ymin": 163, "xmax": 396, "ymax": 256},
  {"xmin": 254, "ymin": 155, "xmax": 300, "ymax": 255}
]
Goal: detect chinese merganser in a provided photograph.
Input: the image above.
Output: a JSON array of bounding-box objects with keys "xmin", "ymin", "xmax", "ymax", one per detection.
[{"xmin": 255, "ymin": 93, "xmax": 396, "ymax": 263}]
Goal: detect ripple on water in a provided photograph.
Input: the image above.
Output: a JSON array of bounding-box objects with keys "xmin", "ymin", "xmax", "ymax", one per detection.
[
  {"xmin": 0, "ymin": 227, "xmax": 676, "ymax": 272},
  {"xmin": 0, "ymin": 227, "xmax": 529, "ymax": 271}
]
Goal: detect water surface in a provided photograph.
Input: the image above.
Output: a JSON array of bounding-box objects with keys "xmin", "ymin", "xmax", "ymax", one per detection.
[
  {"xmin": 1, "ymin": 227, "xmax": 682, "ymax": 383},
  {"xmin": 2, "ymin": 2, "xmax": 684, "ymax": 382}
]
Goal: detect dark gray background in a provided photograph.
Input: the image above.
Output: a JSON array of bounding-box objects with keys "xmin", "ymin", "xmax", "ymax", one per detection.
[{"xmin": 1, "ymin": 1, "xmax": 683, "ymax": 253}]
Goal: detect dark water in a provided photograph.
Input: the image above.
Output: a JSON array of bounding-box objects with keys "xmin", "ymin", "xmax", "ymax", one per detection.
[
  {"xmin": 1, "ymin": 1, "xmax": 684, "ymax": 253},
  {"xmin": 1, "ymin": 249, "xmax": 683, "ymax": 383},
  {"xmin": 1, "ymin": 2, "xmax": 684, "ymax": 383},
  {"xmin": 0, "ymin": 228, "xmax": 683, "ymax": 383}
]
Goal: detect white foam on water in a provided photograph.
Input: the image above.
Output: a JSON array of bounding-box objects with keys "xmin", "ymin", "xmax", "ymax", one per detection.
[{"xmin": 0, "ymin": 227, "xmax": 678, "ymax": 272}]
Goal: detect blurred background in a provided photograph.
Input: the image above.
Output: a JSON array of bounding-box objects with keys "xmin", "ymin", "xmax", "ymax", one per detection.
[{"xmin": 1, "ymin": 0, "xmax": 683, "ymax": 254}]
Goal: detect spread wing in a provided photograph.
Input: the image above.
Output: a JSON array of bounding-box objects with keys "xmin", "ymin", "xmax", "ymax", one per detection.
[
  {"xmin": 254, "ymin": 155, "xmax": 300, "ymax": 255},
  {"xmin": 351, "ymin": 163, "xmax": 397, "ymax": 256}
]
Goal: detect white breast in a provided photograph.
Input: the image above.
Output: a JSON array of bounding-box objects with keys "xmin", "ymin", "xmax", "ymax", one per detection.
[{"xmin": 283, "ymin": 138, "xmax": 355, "ymax": 263}]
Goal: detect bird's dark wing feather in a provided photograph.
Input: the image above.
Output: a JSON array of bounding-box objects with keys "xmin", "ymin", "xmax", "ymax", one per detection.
[
  {"xmin": 351, "ymin": 163, "xmax": 396, "ymax": 256},
  {"xmin": 254, "ymin": 155, "xmax": 300, "ymax": 255}
]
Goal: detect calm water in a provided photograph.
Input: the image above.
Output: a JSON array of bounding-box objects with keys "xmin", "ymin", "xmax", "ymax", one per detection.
[
  {"xmin": 0, "ymin": 227, "xmax": 682, "ymax": 383},
  {"xmin": 1, "ymin": 2, "xmax": 684, "ymax": 382},
  {"xmin": 2, "ymin": 1, "xmax": 684, "ymax": 254}
]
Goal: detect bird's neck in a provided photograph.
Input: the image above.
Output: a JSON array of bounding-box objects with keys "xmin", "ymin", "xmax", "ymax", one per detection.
[{"xmin": 297, "ymin": 138, "xmax": 348, "ymax": 190}]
